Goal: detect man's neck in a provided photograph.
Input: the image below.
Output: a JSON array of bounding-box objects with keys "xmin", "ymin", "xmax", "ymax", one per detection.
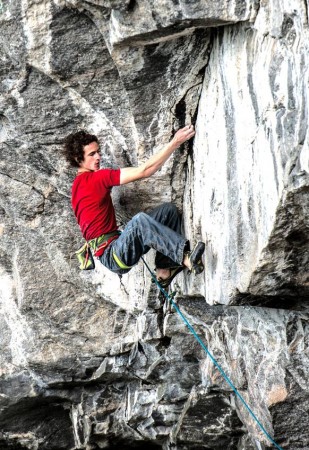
[{"xmin": 77, "ymin": 168, "xmax": 93, "ymax": 174}]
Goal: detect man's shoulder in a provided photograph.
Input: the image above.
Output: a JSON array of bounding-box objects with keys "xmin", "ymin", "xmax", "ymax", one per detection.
[
  {"xmin": 97, "ymin": 167, "xmax": 119, "ymax": 175},
  {"xmin": 73, "ymin": 168, "xmax": 120, "ymax": 187},
  {"xmin": 97, "ymin": 168, "xmax": 121, "ymax": 186}
]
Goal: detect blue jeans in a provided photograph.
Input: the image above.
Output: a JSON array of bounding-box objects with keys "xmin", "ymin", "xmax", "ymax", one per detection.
[{"xmin": 100, "ymin": 203, "xmax": 188, "ymax": 275}]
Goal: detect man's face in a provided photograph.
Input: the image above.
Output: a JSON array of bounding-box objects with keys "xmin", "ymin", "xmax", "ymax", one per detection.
[{"xmin": 79, "ymin": 141, "xmax": 101, "ymax": 172}]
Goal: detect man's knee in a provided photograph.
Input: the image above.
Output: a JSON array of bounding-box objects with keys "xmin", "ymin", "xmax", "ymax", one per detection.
[
  {"xmin": 132, "ymin": 212, "xmax": 151, "ymax": 226},
  {"xmin": 163, "ymin": 202, "xmax": 178, "ymax": 212},
  {"xmin": 160, "ymin": 202, "xmax": 179, "ymax": 219}
]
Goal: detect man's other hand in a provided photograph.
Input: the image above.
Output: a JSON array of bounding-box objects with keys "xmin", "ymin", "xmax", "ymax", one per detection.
[
  {"xmin": 171, "ymin": 125, "xmax": 195, "ymax": 148},
  {"xmin": 120, "ymin": 124, "xmax": 195, "ymax": 185}
]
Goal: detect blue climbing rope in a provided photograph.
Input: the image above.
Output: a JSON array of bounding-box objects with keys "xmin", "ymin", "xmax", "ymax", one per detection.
[{"xmin": 141, "ymin": 257, "xmax": 283, "ymax": 450}]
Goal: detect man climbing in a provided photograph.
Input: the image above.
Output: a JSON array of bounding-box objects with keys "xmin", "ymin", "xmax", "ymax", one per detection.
[{"xmin": 63, "ymin": 125, "xmax": 205, "ymax": 288}]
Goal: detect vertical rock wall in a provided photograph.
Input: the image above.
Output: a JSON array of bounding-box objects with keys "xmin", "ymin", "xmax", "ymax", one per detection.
[
  {"xmin": 183, "ymin": 0, "xmax": 309, "ymax": 306},
  {"xmin": 0, "ymin": 1, "xmax": 308, "ymax": 449}
]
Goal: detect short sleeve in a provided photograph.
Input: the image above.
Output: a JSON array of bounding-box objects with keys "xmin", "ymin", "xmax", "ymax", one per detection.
[{"xmin": 96, "ymin": 168, "xmax": 121, "ymax": 189}]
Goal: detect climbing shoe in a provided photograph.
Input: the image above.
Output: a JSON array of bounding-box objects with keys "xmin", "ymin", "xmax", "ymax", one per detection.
[
  {"xmin": 156, "ymin": 266, "xmax": 184, "ymax": 288},
  {"xmin": 185, "ymin": 241, "xmax": 205, "ymax": 274}
]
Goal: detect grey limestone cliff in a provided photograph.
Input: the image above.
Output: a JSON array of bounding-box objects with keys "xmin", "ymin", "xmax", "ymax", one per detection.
[{"xmin": 0, "ymin": 0, "xmax": 308, "ymax": 449}]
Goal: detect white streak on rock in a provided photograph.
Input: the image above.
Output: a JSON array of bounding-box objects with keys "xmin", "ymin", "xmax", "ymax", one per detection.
[
  {"xmin": 12, "ymin": 247, "xmax": 24, "ymax": 309},
  {"xmin": 0, "ymin": 272, "xmax": 31, "ymax": 368},
  {"xmin": 21, "ymin": 0, "xmax": 52, "ymax": 72}
]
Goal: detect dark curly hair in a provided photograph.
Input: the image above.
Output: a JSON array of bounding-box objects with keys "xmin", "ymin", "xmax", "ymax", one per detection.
[{"xmin": 63, "ymin": 130, "xmax": 99, "ymax": 168}]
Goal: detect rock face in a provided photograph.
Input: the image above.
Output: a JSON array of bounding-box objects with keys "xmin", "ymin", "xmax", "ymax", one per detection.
[{"xmin": 0, "ymin": 1, "xmax": 308, "ymax": 449}]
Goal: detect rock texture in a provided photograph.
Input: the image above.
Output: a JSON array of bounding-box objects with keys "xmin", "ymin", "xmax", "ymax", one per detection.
[{"xmin": 0, "ymin": 1, "xmax": 308, "ymax": 449}]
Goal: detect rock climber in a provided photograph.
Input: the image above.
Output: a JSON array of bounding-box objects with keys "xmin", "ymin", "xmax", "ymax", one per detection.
[{"xmin": 63, "ymin": 125, "xmax": 205, "ymax": 288}]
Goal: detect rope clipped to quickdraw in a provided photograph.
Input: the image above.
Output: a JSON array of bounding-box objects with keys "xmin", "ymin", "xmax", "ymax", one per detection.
[{"xmin": 141, "ymin": 256, "xmax": 284, "ymax": 450}]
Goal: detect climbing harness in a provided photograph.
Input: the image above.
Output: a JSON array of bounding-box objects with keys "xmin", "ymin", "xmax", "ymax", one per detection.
[
  {"xmin": 112, "ymin": 250, "xmax": 133, "ymax": 270},
  {"xmin": 75, "ymin": 231, "xmax": 121, "ymax": 270},
  {"xmin": 141, "ymin": 256, "xmax": 284, "ymax": 450},
  {"xmin": 75, "ymin": 242, "xmax": 95, "ymax": 270}
]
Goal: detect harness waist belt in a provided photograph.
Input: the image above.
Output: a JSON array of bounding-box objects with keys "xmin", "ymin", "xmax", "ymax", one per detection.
[{"xmin": 88, "ymin": 230, "xmax": 121, "ymax": 257}]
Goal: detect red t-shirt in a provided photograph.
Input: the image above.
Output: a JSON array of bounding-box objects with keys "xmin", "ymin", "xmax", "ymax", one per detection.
[{"xmin": 72, "ymin": 169, "xmax": 121, "ymax": 241}]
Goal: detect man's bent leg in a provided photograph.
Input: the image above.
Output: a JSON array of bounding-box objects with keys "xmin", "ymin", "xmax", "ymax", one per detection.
[
  {"xmin": 100, "ymin": 211, "xmax": 188, "ymax": 274},
  {"xmin": 147, "ymin": 203, "xmax": 185, "ymax": 269},
  {"xmin": 147, "ymin": 203, "xmax": 182, "ymax": 234}
]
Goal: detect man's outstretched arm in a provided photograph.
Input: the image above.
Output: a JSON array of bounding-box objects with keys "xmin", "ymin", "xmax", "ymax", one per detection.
[{"xmin": 119, "ymin": 125, "xmax": 195, "ymax": 185}]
